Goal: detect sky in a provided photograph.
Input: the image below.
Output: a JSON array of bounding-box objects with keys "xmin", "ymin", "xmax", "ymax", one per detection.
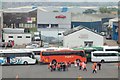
[{"xmin": 1, "ymin": 0, "xmax": 120, "ymax": 2}]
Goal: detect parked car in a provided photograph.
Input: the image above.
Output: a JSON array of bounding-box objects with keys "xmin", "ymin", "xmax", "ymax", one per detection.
[{"xmin": 26, "ymin": 44, "xmax": 39, "ymax": 49}]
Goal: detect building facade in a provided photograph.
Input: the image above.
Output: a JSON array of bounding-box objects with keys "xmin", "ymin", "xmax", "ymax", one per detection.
[
  {"xmin": 3, "ymin": 28, "xmax": 31, "ymax": 45},
  {"xmin": 108, "ymin": 18, "xmax": 118, "ymax": 41},
  {"xmin": 71, "ymin": 14, "xmax": 116, "ymax": 33},
  {"xmin": 3, "ymin": 7, "xmax": 37, "ymax": 29},
  {"xmin": 63, "ymin": 27, "xmax": 104, "ymax": 48},
  {"xmin": 37, "ymin": 9, "xmax": 71, "ymax": 43},
  {"xmin": 3, "ymin": 33, "xmax": 31, "ymax": 45}
]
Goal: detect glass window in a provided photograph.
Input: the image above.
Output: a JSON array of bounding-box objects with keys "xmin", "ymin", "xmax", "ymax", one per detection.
[
  {"xmin": 110, "ymin": 53, "xmax": 117, "ymax": 56},
  {"xmin": 17, "ymin": 36, "xmax": 22, "ymax": 38},
  {"xmin": 38, "ymin": 24, "xmax": 49, "ymax": 28},
  {"xmin": 26, "ymin": 36, "xmax": 30, "ymax": 38},
  {"xmin": 8, "ymin": 36, "xmax": 13, "ymax": 38},
  {"xmin": 33, "ymin": 51, "xmax": 40, "ymax": 55},
  {"xmin": 51, "ymin": 24, "xmax": 58, "ymax": 28}
]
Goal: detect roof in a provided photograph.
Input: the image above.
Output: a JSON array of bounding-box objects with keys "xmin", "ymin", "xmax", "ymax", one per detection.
[
  {"xmin": 87, "ymin": 13, "xmax": 117, "ymax": 19},
  {"xmin": 4, "ymin": 32, "xmax": 31, "ymax": 34},
  {"xmin": 0, "ymin": 49, "xmax": 32, "ymax": 53},
  {"xmin": 72, "ymin": 13, "xmax": 117, "ymax": 22},
  {"xmin": 63, "ymin": 25, "xmax": 103, "ymax": 36},
  {"xmin": 113, "ymin": 22, "xmax": 118, "ymax": 26},
  {"xmin": 109, "ymin": 17, "xmax": 118, "ymax": 22},
  {"xmin": 3, "ymin": 6, "xmax": 37, "ymax": 13}
]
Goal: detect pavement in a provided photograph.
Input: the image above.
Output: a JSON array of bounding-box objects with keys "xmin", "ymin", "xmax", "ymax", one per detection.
[{"xmin": 1, "ymin": 63, "xmax": 119, "ymax": 79}]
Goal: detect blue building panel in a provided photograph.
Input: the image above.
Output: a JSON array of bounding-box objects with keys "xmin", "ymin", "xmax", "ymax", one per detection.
[
  {"xmin": 112, "ymin": 23, "xmax": 118, "ymax": 41},
  {"xmin": 71, "ymin": 21, "xmax": 102, "ymax": 32}
]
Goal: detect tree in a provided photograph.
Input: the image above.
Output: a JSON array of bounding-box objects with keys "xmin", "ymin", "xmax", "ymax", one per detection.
[
  {"xmin": 83, "ymin": 9, "xmax": 97, "ymax": 14},
  {"xmin": 99, "ymin": 7, "xmax": 111, "ymax": 13}
]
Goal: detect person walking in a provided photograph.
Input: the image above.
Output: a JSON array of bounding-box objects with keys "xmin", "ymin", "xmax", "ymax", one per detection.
[
  {"xmin": 68, "ymin": 61, "xmax": 71, "ymax": 67},
  {"xmin": 74, "ymin": 61, "xmax": 77, "ymax": 67},
  {"xmin": 65, "ymin": 62, "xmax": 68, "ymax": 71},
  {"xmin": 57, "ymin": 63, "xmax": 61, "ymax": 71},
  {"xmin": 82, "ymin": 62, "xmax": 87, "ymax": 71},
  {"xmin": 92, "ymin": 63, "xmax": 97, "ymax": 73},
  {"xmin": 60, "ymin": 63, "xmax": 63, "ymax": 71},
  {"xmin": 63, "ymin": 63, "xmax": 66, "ymax": 71},
  {"xmin": 79, "ymin": 62, "xmax": 82, "ymax": 70},
  {"xmin": 97, "ymin": 62, "xmax": 101, "ymax": 70}
]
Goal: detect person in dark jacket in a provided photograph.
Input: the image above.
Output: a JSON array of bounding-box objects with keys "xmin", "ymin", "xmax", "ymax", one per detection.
[{"xmin": 97, "ymin": 62, "xmax": 101, "ymax": 70}]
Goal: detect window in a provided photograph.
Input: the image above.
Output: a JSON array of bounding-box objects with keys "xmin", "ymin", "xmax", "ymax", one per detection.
[
  {"xmin": 26, "ymin": 36, "xmax": 30, "ymax": 38},
  {"xmin": 106, "ymin": 49, "xmax": 120, "ymax": 52},
  {"xmin": 33, "ymin": 51, "xmax": 40, "ymax": 55},
  {"xmin": 93, "ymin": 53, "xmax": 118, "ymax": 57},
  {"xmin": 14, "ymin": 53, "xmax": 32, "ymax": 57},
  {"xmin": 8, "ymin": 36, "xmax": 13, "ymax": 38},
  {"xmin": 73, "ymin": 51, "xmax": 85, "ymax": 57},
  {"xmin": 51, "ymin": 24, "xmax": 58, "ymax": 28},
  {"xmin": 42, "ymin": 51, "xmax": 85, "ymax": 57},
  {"xmin": 17, "ymin": 36, "xmax": 22, "ymax": 38},
  {"xmin": 38, "ymin": 24, "xmax": 49, "ymax": 28}
]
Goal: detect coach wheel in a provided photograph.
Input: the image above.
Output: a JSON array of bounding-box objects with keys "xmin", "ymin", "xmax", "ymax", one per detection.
[
  {"xmin": 101, "ymin": 60, "xmax": 105, "ymax": 63},
  {"xmin": 52, "ymin": 60, "xmax": 57, "ymax": 64},
  {"xmin": 76, "ymin": 59, "xmax": 81, "ymax": 63},
  {"xmin": 24, "ymin": 61, "xmax": 28, "ymax": 65}
]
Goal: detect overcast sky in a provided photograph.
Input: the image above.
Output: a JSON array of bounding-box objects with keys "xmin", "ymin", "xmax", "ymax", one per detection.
[{"xmin": 1, "ymin": 0, "xmax": 120, "ymax": 2}]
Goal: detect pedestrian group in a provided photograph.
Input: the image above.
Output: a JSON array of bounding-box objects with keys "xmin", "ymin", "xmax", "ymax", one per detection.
[{"xmin": 48, "ymin": 61, "xmax": 102, "ymax": 73}]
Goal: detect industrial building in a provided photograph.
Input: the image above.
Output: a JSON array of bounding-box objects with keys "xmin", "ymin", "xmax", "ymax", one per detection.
[
  {"xmin": 37, "ymin": 8, "xmax": 71, "ymax": 43},
  {"xmin": 63, "ymin": 26, "xmax": 104, "ymax": 48},
  {"xmin": 71, "ymin": 14, "xmax": 116, "ymax": 33},
  {"xmin": 3, "ymin": 6, "xmax": 37, "ymax": 28},
  {"xmin": 108, "ymin": 18, "xmax": 118, "ymax": 41}
]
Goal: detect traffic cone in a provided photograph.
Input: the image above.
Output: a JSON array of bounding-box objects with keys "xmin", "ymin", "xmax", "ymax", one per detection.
[
  {"xmin": 77, "ymin": 75, "xmax": 82, "ymax": 80},
  {"xmin": 16, "ymin": 74, "xmax": 19, "ymax": 80}
]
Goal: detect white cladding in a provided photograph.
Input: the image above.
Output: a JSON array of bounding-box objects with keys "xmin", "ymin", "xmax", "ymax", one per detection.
[
  {"xmin": 37, "ymin": 11, "xmax": 71, "ymax": 29},
  {"xmin": 3, "ymin": 33, "xmax": 31, "ymax": 45},
  {"xmin": 3, "ymin": 28, "xmax": 24, "ymax": 33},
  {"xmin": 38, "ymin": 28, "xmax": 66, "ymax": 42},
  {"xmin": 63, "ymin": 28, "xmax": 104, "ymax": 48}
]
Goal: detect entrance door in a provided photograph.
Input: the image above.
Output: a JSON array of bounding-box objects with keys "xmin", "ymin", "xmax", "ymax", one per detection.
[{"xmin": 84, "ymin": 41, "xmax": 93, "ymax": 47}]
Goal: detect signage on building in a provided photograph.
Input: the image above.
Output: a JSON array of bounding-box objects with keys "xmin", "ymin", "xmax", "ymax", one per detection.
[{"xmin": 55, "ymin": 15, "xmax": 66, "ymax": 19}]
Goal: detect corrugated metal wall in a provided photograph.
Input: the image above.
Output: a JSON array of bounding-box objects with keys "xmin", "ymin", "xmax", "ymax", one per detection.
[{"xmin": 71, "ymin": 21, "xmax": 102, "ymax": 32}]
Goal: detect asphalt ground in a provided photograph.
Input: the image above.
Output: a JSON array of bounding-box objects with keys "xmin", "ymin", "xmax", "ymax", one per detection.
[{"xmin": 1, "ymin": 63, "xmax": 119, "ymax": 79}]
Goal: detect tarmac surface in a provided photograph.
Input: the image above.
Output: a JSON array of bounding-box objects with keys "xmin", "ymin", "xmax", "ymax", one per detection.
[{"xmin": 1, "ymin": 63, "xmax": 119, "ymax": 79}]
